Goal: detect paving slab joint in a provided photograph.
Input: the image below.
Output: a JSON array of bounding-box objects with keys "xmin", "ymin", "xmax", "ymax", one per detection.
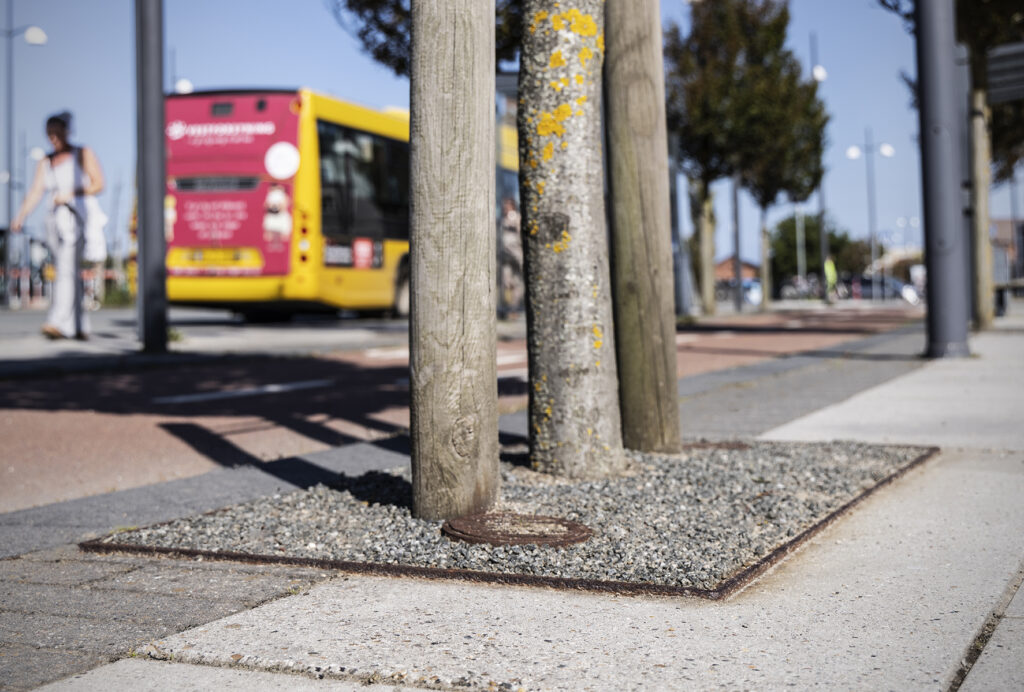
[{"xmin": 946, "ymin": 557, "xmax": 1024, "ymax": 691}]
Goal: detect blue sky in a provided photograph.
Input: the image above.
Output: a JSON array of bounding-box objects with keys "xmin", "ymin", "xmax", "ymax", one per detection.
[{"xmin": 3, "ymin": 0, "xmax": 1020, "ymax": 265}]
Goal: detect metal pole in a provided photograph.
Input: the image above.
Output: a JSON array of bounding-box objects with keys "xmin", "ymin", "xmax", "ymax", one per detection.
[
  {"xmin": 915, "ymin": 0, "xmax": 970, "ymax": 357},
  {"xmin": 4, "ymin": 0, "xmax": 14, "ymax": 308},
  {"xmin": 732, "ymin": 172, "xmax": 742, "ymax": 313},
  {"xmin": 1010, "ymin": 168, "xmax": 1021, "ymax": 279},
  {"xmin": 135, "ymin": 0, "xmax": 167, "ymax": 352},
  {"xmin": 795, "ymin": 203, "xmax": 806, "ymax": 281},
  {"xmin": 811, "ymin": 32, "xmax": 829, "ymax": 297},
  {"xmin": 668, "ymin": 132, "xmax": 689, "ymax": 316},
  {"xmin": 865, "ymin": 128, "xmax": 879, "ymax": 301}
]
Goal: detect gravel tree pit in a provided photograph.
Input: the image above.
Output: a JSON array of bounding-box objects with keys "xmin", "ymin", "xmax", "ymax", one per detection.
[{"xmin": 85, "ymin": 441, "xmax": 936, "ymax": 598}]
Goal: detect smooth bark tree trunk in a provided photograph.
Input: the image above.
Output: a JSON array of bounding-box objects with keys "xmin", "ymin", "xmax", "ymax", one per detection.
[
  {"xmin": 969, "ymin": 86, "xmax": 994, "ymax": 329},
  {"xmin": 409, "ymin": 0, "xmax": 499, "ymax": 520},
  {"xmin": 604, "ymin": 0, "xmax": 681, "ymax": 454},
  {"xmin": 518, "ymin": 0, "xmax": 627, "ymax": 478},
  {"xmin": 759, "ymin": 208, "xmax": 772, "ymax": 311},
  {"xmin": 691, "ymin": 179, "xmax": 716, "ymax": 316}
]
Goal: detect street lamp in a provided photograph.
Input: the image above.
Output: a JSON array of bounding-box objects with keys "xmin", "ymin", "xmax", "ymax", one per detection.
[
  {"xmin": 846, "ymin": 128, "xmax": 894, "ymax": 301},
  {"xmin": 810, "ymin": 32, "xmax": 828, "ymax": 299},
  {"xmin": 3, "ymin": 2, "xmax": 47, "ymax": 308}
]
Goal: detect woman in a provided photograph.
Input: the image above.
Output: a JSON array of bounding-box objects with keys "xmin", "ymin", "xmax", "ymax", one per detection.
[{"xmin": 11, "ymin": 113, "xmax": 104, "ymax": 339}]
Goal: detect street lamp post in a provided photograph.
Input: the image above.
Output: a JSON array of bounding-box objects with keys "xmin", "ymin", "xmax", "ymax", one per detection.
[
  {"xmin": 810, "ymin": 32, "xmax": 828, "ymax": 299},
  {"xmin": 3, "ymin": 0, "xmax": 46, "ymax": 307},
  {"xmin": 846, "ymin": 129, "xmax": 894, "ymax": 301}
]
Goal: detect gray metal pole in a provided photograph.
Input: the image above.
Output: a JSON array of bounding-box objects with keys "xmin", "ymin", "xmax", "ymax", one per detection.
[
  {"xmin": 811, "ymin": 32, "xmax": 829, "ymax": 297},
  {"xmin": 1010, "ymin": 168, "xmax": 1021, "ymax": 279},
  {"xmin": 865, "ymin": 128, "xmax": 879, "ymax": 301},
  {"xmin": 795, "ymin": 203, "xmax": 806, "ymax": 280},
  {"xmin": 668, "ymin": 132, "xmax": 689, "ymax": 316},
  {"xmin": 915, "ymin": 0, "xmax": 970, "ymax": 357},
  {"xmin": 732, "ymin": 172, "xmax": 742, "ymax": 313},
  {"xmin": 4, "ymin": 0, "xmax": 14, "ymax": 308},
  {"xmin": 135, "ymin": 0, "xmax": 167, "ymax": 352}
]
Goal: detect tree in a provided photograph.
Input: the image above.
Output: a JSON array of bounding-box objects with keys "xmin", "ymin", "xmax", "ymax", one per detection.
[
  {"xmin": 664, "ymin": 6, "xmax": 743, "ymax": 316},
  {"xmin": 728, "ymin": 2, "xmax": 827, "ymax": 309},
  {"xmin": 325, "ymin": 0, "xmax": 522, "ymax": 76},
  {"xmin": 409, "ymin": 0, "xmax": 499, "ymax": 519},
  {"xmin": 770, "ymin": 214, "xmax": 868, "ymax": 284},
  {"xmin": 517, "ymin": 1, "xmax": 627, "ymax": 479},
  {"xmin": 879, "ymin": 0, "xmax": 1024, "ymax": 328},
  {"xmin": 665, "ymin": 0, "xmax": 811, "ymax": 315},
  {"xmin": 604, "ymin": 0, "xmax": 681, "ymax": 454}
]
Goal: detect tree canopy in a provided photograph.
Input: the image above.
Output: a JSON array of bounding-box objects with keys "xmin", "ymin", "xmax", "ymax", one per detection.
[
  {"xmin": 878, "ymin": 0, "xmax": 1024, "ymax": 182},
  {"xmin": 664, "ymin": 0, "xmax": 826, "ymax": 206},
  {"xmin": 770, "ymin": 214, "xmax": 871, "ymax": 282},
  {"xmin": 324, "ymin": 0, "xmax": 522, "ymax": 76}
]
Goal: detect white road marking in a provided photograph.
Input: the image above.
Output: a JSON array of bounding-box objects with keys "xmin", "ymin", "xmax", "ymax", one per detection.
[
  {"xmin": 153, "ymin": 379, "xmax": 335, "ymax": 405},
  {"xmin": 364, "ymin": 347, "xmax": 409, "ymax": 360}
]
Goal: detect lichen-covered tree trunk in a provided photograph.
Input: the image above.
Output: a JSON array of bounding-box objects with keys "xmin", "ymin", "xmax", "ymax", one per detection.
[
  {"xmin": 409, "ymin": 0, "xmax": 499, "ymax": 519},
  {"xmin": 759, "ymin": 209, "xmax": 772, "ymax": 311},
  {"xmin": 604, "ymin": 0, "xmax": 681, "ymax": 454},
  {"xmin": 518, "ymin": 1, "xmax": 627, "ymax": 479},
  {"xmin": 970, "ymin": 87, "xmax": 994, "ymax": 329}
]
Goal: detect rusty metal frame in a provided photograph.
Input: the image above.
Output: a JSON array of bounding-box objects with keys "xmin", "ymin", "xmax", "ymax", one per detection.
[{"xmin": 79, "ymin": 447, "xmax": 939, "ymax": 601}]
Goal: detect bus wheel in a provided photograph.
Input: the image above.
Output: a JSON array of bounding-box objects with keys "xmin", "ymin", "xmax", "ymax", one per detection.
[{"xmin": 394, "ymin": 274, "xmax": 410, "ymax": 318}]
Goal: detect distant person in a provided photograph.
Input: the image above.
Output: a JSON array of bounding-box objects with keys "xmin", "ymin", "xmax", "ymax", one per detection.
[
  {"xmin": 823, "ymin": 254, "xmax": 838, "ymax": 304},
  {"xmin": 11, "ymin": 112, "xmax": 105, "ymax": 339},
  {"xmin": 498, "ymin": 197, "xmax": 524, "ymax": 316}
]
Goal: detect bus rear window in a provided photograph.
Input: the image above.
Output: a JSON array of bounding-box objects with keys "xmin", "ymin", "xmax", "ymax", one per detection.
[
  {"xmin": 175, "ymin": 176, "xmax": 259, "ymax": 192},
  {"xmin": 211, "ymin": 102, "xmax": 234, "ymax": 117}
]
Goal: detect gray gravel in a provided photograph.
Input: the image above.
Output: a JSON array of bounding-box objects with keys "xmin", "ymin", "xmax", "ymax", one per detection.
[{"xmin": 101, "ymin": 441, "xmax": 930, "ymax": 592}]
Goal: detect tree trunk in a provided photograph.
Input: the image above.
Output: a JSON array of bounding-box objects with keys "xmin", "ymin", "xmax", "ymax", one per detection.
[
  {"xmin": 691, "ymin": 178, "xmax": 716, "ymax": 316},
  {"xmin": 969, "ymin": 85, "xmax": 994, "ymax": 330},
  {"xmin": 759, "ymin": 207, "xmax": 772, "ymax": 311},
  {"xmin": 409, "ymin": 0, "xmax": 499, "ymax": 520},
  {"xmin": 518, "ymin": 0, "xmax": 627, "ymax": 479},
  {"xmin": 604, "ymin": 0, "xmax": 681, "ymax": 454}
]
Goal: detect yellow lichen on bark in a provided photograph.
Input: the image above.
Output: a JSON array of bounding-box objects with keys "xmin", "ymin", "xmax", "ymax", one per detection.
[
  {"xmin": 567, "ymin": 9, "xmax": 597, "ymax": 36},
  {"xmin": 536, "ymin": 111, "xmax": 566, "ymax": 137},
  {"xmin": 550, "ymin": 50, "xmax": 567, "ymax": 68}
]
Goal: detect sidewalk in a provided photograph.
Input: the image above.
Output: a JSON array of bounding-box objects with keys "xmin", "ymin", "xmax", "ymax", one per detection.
[{"xmin": 4, "ymin": 301, "xmax": 1023, "ymax": 690}]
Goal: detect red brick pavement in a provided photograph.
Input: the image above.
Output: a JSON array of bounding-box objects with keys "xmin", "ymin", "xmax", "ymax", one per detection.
[{"xmin": 0, "ymin": 304, "xmax": 923, "ymax": 513}]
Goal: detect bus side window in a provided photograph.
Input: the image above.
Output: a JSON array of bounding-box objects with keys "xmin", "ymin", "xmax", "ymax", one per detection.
[
  {"xmin": 383, "ymin": 139, "xmax": 410, "ymax": 240},
  {"xmin": 317, "ymin": 120, "xmax": 350, "ymax": 239}
]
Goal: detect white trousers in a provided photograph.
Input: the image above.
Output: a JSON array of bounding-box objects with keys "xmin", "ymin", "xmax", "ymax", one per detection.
[{"xmin": 46, "ymin": 217, "xmax": 90, "ymax": 338}]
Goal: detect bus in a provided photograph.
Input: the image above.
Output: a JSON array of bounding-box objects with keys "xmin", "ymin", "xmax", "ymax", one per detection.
[{"xmin": 163, "ymin": 88, "xmax": 519, "ymax": 320}]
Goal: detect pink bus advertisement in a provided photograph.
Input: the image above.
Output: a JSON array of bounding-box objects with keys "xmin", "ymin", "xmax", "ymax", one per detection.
[{"xmin": 165, "ymin": 91, "xmax": 301, "ymax": 277}]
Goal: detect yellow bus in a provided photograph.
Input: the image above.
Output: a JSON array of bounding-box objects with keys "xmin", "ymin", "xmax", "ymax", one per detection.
[
  {"xmin": 163, "ymin": 88, "xmax": 521, "ymax": 320},
  {"xmin": 164, "ymin": 88, "xmax": 421, "ymax": 320}
]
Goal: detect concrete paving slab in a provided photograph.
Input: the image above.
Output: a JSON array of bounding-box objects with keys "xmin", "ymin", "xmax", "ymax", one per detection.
[
  {"xmin": 0, "ymin": 441, "xmax": 408, "ymax": 559},
  {"xmin": 0, "ymin": 581, "xmax": 228, "ymax": 632},
  {"xmin": 0, "ymin": 611, "xmax": 165, "ymax": 654},
  {"xmin": 136, "ymin": 448, "xmax": 1024, "ymax": 690},
  {"xmin": 760, "ymin": 330, "xmax": 1024, "ymax": 450},
  {"xmin": 0, "ymin": 643, "xmax": 111, "ymax": 692},
  {"xmin": 37, "ymin": 657, "xmax": 416, "ymax": 691},
  {"xmin": 960, "ymin": 577, "xmax": 1024, "ymax": 692},
  {"xmin": 0, "ymin": 556, "xmax": 136, "ymax": 586}
]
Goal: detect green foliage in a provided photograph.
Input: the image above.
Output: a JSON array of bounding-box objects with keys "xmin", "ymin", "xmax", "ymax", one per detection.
[
  {"xmin": 323, "ymin": 0, "xmax": 522, "ymax": 76},
  {"xmin": 770, "ymin": 213, "xmax": 873, "ymax": 281},
  {"xmin": 878, "ymin": 0, "xmax": 1024, "ymax": 182},
  {"xmin": 101, "ymin": 284, "xmax": 135, "ymax": 308}
]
